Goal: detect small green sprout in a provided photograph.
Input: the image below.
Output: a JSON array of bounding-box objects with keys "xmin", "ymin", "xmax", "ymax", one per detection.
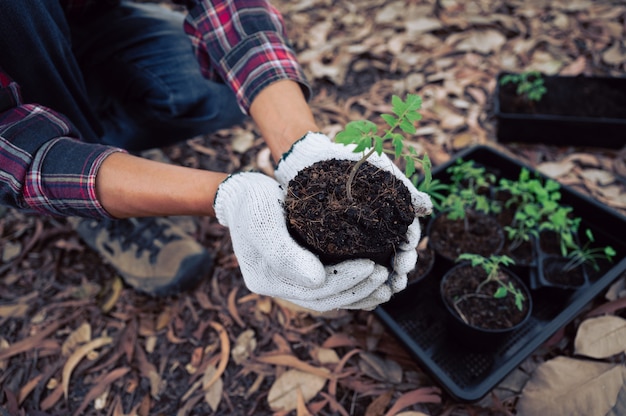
[
  {"xmin": 564, "ymin": 228, "xmax": 616, "ymax": 272},
  {"xmin": 496, "ymin": 168, "xmax": 576, "ymax": 253},
  {"xmin": 503, "ymin": 204, "xmax": 541, "ymax": 251},
  {"xmin": 335, "ymin": 94, "xmax": 433, "ymax": 202},
  {"xmin": 440, "ymin": 160, "xmax": 499, "ymax": 230},
  {"xmin": 500, "ymin": 71, "xmax": 547, "ymax": 102},
  {"xmin": 539, "ymin": 206, "xmax": 581, "ymax": 256},
  {"xmin": 457, "ymin": 253, "xmax": 525, "ymax": 311}
]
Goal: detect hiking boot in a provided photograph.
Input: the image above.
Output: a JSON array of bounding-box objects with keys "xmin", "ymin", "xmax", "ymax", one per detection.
[{"xmin": 68, "ymin": 216, "xmax": 213, "ymax": 296}]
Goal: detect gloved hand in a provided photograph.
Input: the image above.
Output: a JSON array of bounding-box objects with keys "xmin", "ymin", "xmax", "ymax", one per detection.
[
  {"xmin": 274, "ymin": 131, "xmax": 433, "ymax": 296},
  {"xmin": 214, "ymin": 172, "xmax": 394, "ymax": 312}
]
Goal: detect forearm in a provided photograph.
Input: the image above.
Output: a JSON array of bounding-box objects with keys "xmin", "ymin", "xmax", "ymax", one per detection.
[
  {"xmin": 96, "ymin": 152, "xmax": 228, "ymax": 218},
  {"xmin": 97, "ymin": 80, "xmax": 316, "ymax": 219},
  {"xmin": 249, "ymin": 79, "xmax": 319, "ymax": 162}
]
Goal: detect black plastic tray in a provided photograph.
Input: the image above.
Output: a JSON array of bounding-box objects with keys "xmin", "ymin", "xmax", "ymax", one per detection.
[
  {"xmin": 375, "ymin": 145, "xmax": 626, "ymax": 402},
  {"xmin": 494, "ymin": 73, "xmax": 626, "ymax": 149}
]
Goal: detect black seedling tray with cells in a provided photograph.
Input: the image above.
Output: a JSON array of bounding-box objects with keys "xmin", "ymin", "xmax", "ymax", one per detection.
[{"xmin": 375, "ymin": 145, "xmax": 626, "ymax": 402}]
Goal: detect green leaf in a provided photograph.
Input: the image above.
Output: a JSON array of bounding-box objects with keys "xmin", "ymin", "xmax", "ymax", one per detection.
[
  {"xmin": 374, "ymin": 137, "xmax": 384, "ymax": 155},
  {"xmin": 399, "ymin": 119, "xmax": 417, "ymax": 134},
  {"xmin": 391, "ymin": 95, "xmax": 407, "ymax": 117},
  {"xmin": 381, "ymin": 114, "xmax": 398, "ymax": 128},
  {"xmin": 494, "ymin": 286, "xmax": 508, "ymax": 298},
  {"xmin": 405, "ymin": 156, "xmax": 416, "ymax": 178},
  {"xmin": 405, "ymin": 93, "xmax": 423, "ymax": 110},
  {"xmin": 406, "ymin": 111, "xmax": 423, "ymax": 122},
  {"xmin": 392, "ymin": 134, "xmax": 403, "ymax": 158}
]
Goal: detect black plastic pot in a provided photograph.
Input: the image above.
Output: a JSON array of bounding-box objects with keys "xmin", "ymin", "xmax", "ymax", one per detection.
[
  {"xmin": 427, "ymin": 210, "xmax": 505, "ymax": 269},
  {"xmin": 407, "ymin": 244, "xmax": 436, "ymax": 286},
  {"xmin": 494, "ymin": 72, "xmax": 626, "ymax": 149},
  {"xmin": 375, "ymin": 145, "xmax": 626, "ymax": 402},
  {"xmin": 530, "ymin": 230, "xmax": 590, "ymax": 291},
  {"xmin": 440, "ymin": 263, "xmax": 532, "ymax": 351}
]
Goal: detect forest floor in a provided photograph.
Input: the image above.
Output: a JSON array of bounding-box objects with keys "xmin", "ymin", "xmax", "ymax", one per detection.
[{"xmin": 1, "ymin": 0, "xmax": 626, "ymax": 415}]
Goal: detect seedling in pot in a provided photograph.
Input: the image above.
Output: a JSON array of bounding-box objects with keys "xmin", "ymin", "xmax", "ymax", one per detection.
[
  {"xmin": 503, "ymin": 204, "xmax": 541, "ymax": 251},
  {"xmin": 497, "ymin": 170, "xmax": 560, "ymax": 251},
  {"xmin": 563, "ymin": 228, "xmax": 616, "ymax": 272},
  {"xmin": 539, "ymin": 205, "xmax": 581, "ymax": 256},
  {"xmin": 447, "ymin": 159, "xmax": 496, "ymax": 193},
  {"xmin": 499, "ymin": 71, "xmax": 547, "ymax": 102},
  {"xmin": 456, "ymin": 253, "xmax": 525, "ymax": 312},
  {"xmin": 335, "ymin": 94, "xmax": 436, "ymax": 202},
  {"xmin": 497, "ymin": 168, "xmax": 561, "ymax": 212},
  {"xmin": 440, "ymin": 160, "xmax": 499, "ymax": 231}
]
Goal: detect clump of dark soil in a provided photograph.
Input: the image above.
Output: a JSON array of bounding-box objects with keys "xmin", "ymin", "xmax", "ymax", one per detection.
[
  {"xmin": 284, "ymin": 159, "xmax": 415, "ymax": 265},
  {"xmin": 441, "ymin": 265, "xmax": 530, "ymax": 330},
  {"xmin": 428, "ymin": 211, "xmax": 505, "ymax": 262}
]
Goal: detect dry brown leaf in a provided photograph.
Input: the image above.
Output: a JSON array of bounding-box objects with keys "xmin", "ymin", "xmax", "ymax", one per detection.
[
  {"xmin": 17, "ymin": 374, "xmax": 43, "ymax": 405},
  {"xmin": 256, "ymin": 296, "xmax": 273, "ymax": 314},
  {"xmin": 559, "ymin": 56, "xmax": 587, "ymax": 76},
  {"xmin": 529, "ymin": 50, "xmax": 565, "ymax": 74},
  {"xmin": 40, "ymin": 383, "xmax": 64, "ymax": 411},
  {"xmin": 517, "ymin": 357, "xmax": 626, "ymax": 416},
  {"xmin": 0, "ymin": 313, "xmax": 71, "ymax": 360},
  {"xmin": 230, "ymin": 129, "xmax": 255, "ymax": 153},
  {"xmin": 384, "ymin": 387, "xmax": 442, "ymax": 416},
  {"xmin": 365, "ymin": 389, "xmax": 394, "ymax": 416},
  {"xmin": 575, "ymin": 315, "xmax": 626, "ymax": 359},
  {"xmin": 579, "ymin": 168, "xmax": 615, "ymax": 186},
  {"xmin": 404, "ymin": 17, "xmax": 442, "ymax": 35},
  {"xmin": 0, "ymin": 337, "xmax": 9, "ymax": 371},
  {"xmin": 359, "ymin": 352, "xmax": 402, "ymax": 384},
  {"xmin": 603, "ymin": 41, "xmax": 626, "ymax": 66},
  {"xmin": 563, "ymin": 153, "xmax": 601, "ymax": 167},
  {"xmin": 202, "ymin": 364, "xmax": 224, "ymax": 411},
  {"xmin": 72, "ymin": 367, "xmax": 130, "ymax": 416},
  {"xmin": 296, "ymin": 387, "xmax": 313, "ymax": 416},
  {"xmin": 135, "ymin": 342, "xmax": 165, "ymax": 399},
  {"xmin": 232, "ymin": 329, "xmax": 257, "ymax": 365},
  {"xmin": 605, "ymin": 277, "xmax": 626, "ymax": 301},
  {"xmin": 267, "ymin": 369, "xmax": 327, "ymax": 412},
  {"xmin": 452, "ymin": 132, "xmax": 476, "ymax": 150},
  {"xmin": 62, "ymin": 336, "xmax": 112, "ymax": 399},
  {"xmin": 61, "ymin": 322, "xmax": 92, "ymax": 356},
  {"xmin": 156, "ymin": 306, "xmax": 172, "ymax": 331},
  {"xmin": 0, "ymin": 302, "xmax": 29, "ymax": 319},
  {"xmin": 203, "ymin": 321, "xmax": 230, "ymax": 391},
  {"xmin": 256, "ymin": 354, "xmax": 332, "ymax": 379},
  {"xmin": 100, "ymin": 276, "xmax": 124, "ymax": 313},
  {"xmin": 321, "ymin": 333, "xmax": 357, "ymax": 349},
  {"xmin": 312, "ymin": 347, "xmax": 340, "ymax": 365},
  {"xmin": 537, "ymin": 160, "xmax": 575, "ymax": 178},
  {"xmin": 1, "ymin": 241, "xmax": 21, "ymax": 262},
  {"xmin": 454, "ymin": 30, "xmax": 506, "ymax": 54},
  {"xmin": 227, "ymin": 287, "xmax": 245, "ymax": 327}
]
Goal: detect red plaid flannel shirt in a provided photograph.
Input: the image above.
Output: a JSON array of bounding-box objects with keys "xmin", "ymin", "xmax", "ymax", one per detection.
[{"xmin": 0, "ymin": 0, "xmax": 309, "ymax": 218}]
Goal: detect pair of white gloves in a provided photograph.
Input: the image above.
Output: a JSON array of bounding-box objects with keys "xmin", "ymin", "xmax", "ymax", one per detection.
[{"xmin": 214, "ymin": 132, "xmax": 432, "ymax": 312}]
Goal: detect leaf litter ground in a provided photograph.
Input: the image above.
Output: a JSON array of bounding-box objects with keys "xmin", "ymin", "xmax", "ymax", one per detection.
[{"xmin": 2, "ymin": 0, "xmax": 626, "ymax": 415}]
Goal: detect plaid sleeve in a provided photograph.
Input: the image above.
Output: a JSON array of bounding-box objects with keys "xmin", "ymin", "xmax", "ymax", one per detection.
[
  {"xmin": 177, "ymin": 0, "xmax": 311, "ymax": 114},
  {"xmin": 0, "ymin": 69, "xmax": 124, "ymax": 219}
]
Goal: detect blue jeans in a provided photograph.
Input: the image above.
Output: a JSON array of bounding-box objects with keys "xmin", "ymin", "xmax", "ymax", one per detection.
[{"xmin": 0, "ymin": 1, "xmax": 246, "ymax": 151}]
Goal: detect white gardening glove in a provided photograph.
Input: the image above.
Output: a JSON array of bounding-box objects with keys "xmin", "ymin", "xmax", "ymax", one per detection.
[
  {"xmin": 274, "ymin": 132, "xmax": 433, "ymax": 296},
  {"xmin": 214, "ymin": 172, "xmax": 393, "ymax": 312}
]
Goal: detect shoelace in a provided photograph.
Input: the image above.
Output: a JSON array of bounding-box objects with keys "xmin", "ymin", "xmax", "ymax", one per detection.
[{"xmin": 88, "ymin": 218, "xmax": 181, "ymax": 262}]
